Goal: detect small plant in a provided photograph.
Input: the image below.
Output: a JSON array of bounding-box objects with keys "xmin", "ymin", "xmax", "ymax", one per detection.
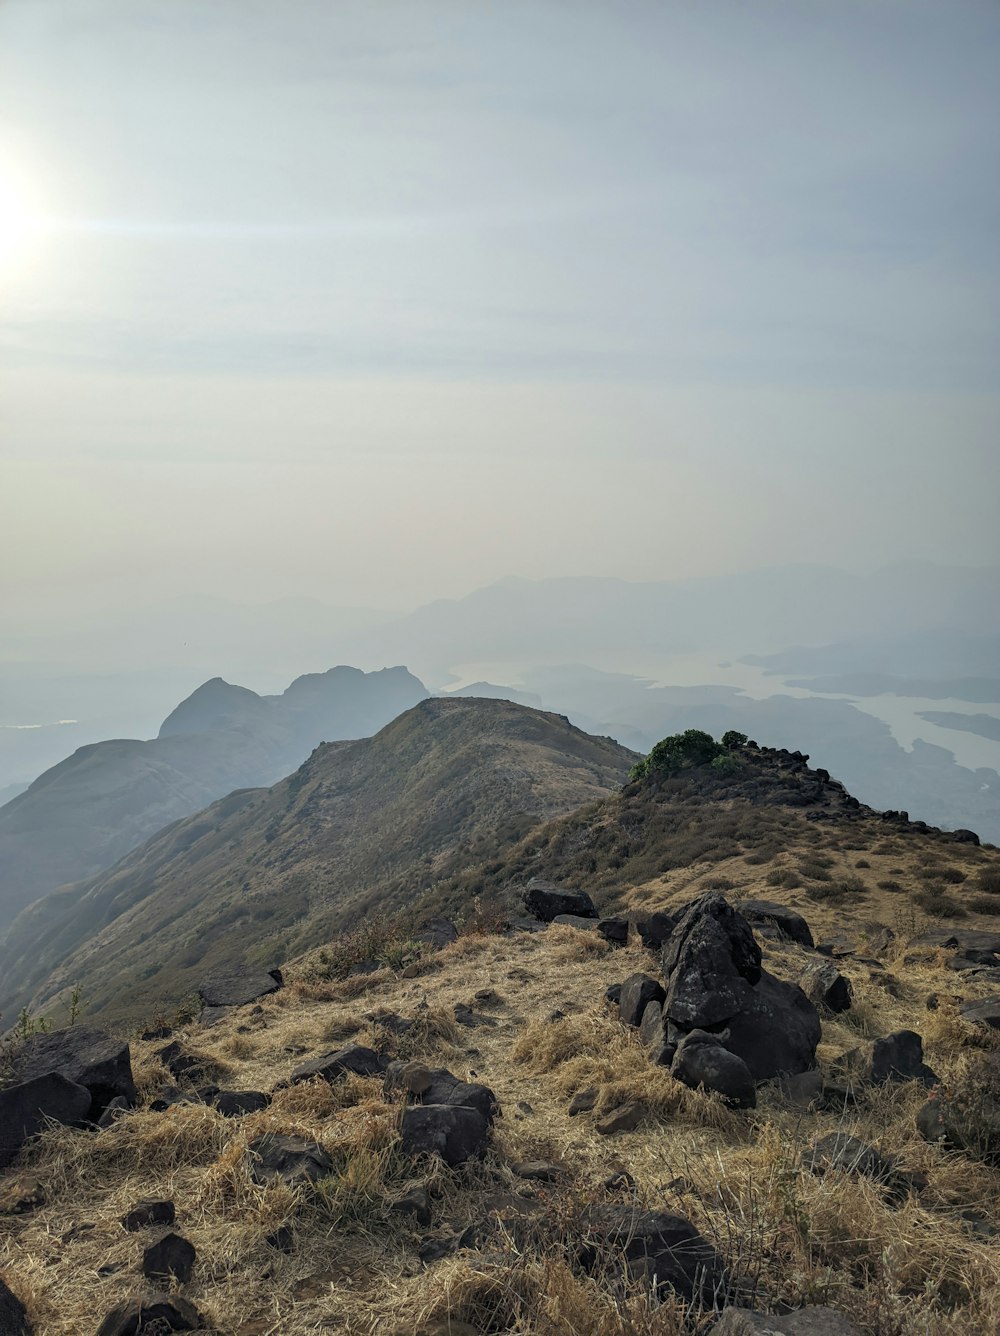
[
  {"xmin": 16, "ymin": 1007, "xmax": 51, "ymax": 1038},
  {"xmin": 66, "ymin": 985, "xmax": 84, "ymax": 1026}
]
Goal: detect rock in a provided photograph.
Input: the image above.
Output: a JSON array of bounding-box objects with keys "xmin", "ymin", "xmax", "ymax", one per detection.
[
  {"xmin": 416, "ymin": 917, "xmax": 458, "ymax": 949},
  {"xmin": 595, "ymin": 1101, "xmax": 644, "ymax": 1135},
  {"xmin": 0, "ymin": 1073, "xmax": 92, "ymax": 1168},
  {"xmin": 719, "ymin": 970, "xmax": 821, "ymax": 1081},
  {"xmin": 605, "ymin": 983, "xmax": 622, "ymax": 1005},
  {"xmin": 266, "ymin": 1224, "xmax": 294, "ymax": 1252},
  {"xmin": 95, "ymin": 1295, "xmax": 205, "ymax": 1334},
  {"xmin": 213, "ymin": 1090, "xmax": 270, "ymax": 1117},
  {"xmin": 568, "ymin": 1087, "xmax": 598, "ymax": 1116},
  {"xmin": 12, "ymin": 1027, "xmax": 136, "ymax": 1118},
  {"xmin": 0, "ymin": 1277, "xmax": 30, "ymax": 1335},
  {"xmin": 597, "ymin": 917, "xmax": 629, "ymax": 946},
  {"xmin": 671, "ymin": 1032, "xmax": 756, "ymax": 1109},
  {"xmin": 960, "ymin": 997, "xmax": 1000, "ymax": 1029},
  {"xmin": 400, "ymin": 1105, "xmax": 490, "ymax": 1166},
  {"xmin": 522, "ymin": 878, "xmax": 597, "ymax": 922},
  {"xmin": 453, "ymin": 1004, "xmax": 494, "ymax": 1028},
  {"xmin": 0, "ymin": 1175, "xmax": 45, "ymax": 1215},
  {"xmin": 142, "ymin": 1233, "xmax": 196, "ymax": 1284},
  {"xmin": 777, "ymin": 1070, "xmax": 824, "ymax": 1109},
  {"xmin": 638, "ymin": 999, "xmax": 665, "ymax": 1049},
  {"xmin": 197, "ymin": 967, "xmax": 282, "ymax": 1008},
  {"xmin": 740, "ymin": 899, "xmax": 815, "ymax": 949},
  {"xmin": 951, "ymin": 828, "xmax": 980, "ymax": 845},
  {"xmin": 662, "ymin": 894, "xmax": 762, "ymax": 1029},
  {"xmin": 122, "ymin": 1200, "xmax": 176, "ymax": 1232},
  {"xmin": 713, "ymin": 1306, "xmax": 863, "ymax": 1335},
  {"xmin": 197, "ymin": 1007, "xmax": 231, "ymax": 1029},
  {"xmin": 946, "ymin": 948, "xmax": 1000, "ymax": 972},
  {"xmin": 156, "ymin": 1042, "xmax": 209, "ymax": 1083},
  {"xmin": 630, "ymin": 910, "xmax": 678, "ymax": 950},
  {"xmin": 390, "ymin": 1185, "xmax": 432, "ymax": 1226},
  {"xmin": 800, "ymin": 960, "xmax": 852, "ymax": 1013},
  {"xmin": 553, "ymin": 913, "xmax": 601, "ymax": 931},
  {"xmin": 603, "ymin": 1170, "xmax": 637, "ymax": 1192},
  {"xmin": 97, "ymin": 1097, "xmax": 132, "ymax": 1129},
  {"xmin": 346, "ymin": 960, "xmax": 382, "ymax": 977},
  {"xmin": 512, "ymin": 1160, "xmax": 561, "ymax": 1181},
  {"xmin": 869, "ymin": 1031, "xmax": 937, "ymax": 1086},
  {"xmin": 384, "ymin": 1065, "xmax": 497, "ymax": 1123},
  {"xmin": 393, "ymin": 1061, "xmax": 433, "ymax": 1096},
  {"xmin": 618, "ymin": 973, "xmax": 666, "ymax": 1027},
  {"xmin": 290, "ymin": 1044, "xmax": 386, "ymax": 1084},
  {"xmin": 583, "ymin": 1206, "xmax": 727, "ymax": 1302},
  {"xmin": 916, "ymin": 1091, "xmax": 1000, "ymax": 1164},
  {"xmin": 246, "ymin": 1133, "xmax": 334, "ymax": 1187},
  {"xmin": 802, "ymin": 1133, "xmax": 895, "ymax": 1183}
]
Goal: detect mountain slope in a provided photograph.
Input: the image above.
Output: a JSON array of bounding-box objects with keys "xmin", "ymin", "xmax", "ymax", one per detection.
[
  {"xmin": 0, "ymin": 665, "xmax": 427, "ymax": 929},
  {"xmin": 0, "ymin": 698, "xmax": 635, "ymax": 1024}
]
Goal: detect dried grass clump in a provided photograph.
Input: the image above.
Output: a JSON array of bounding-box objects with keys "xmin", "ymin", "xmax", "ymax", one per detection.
[
  {"xmin": 545, "ymin": 923, "xmax": 612, "ymax": 962},
  {"xmin": 511, "ymin": 1014, "xmax": 611, "ymax": 1074}
]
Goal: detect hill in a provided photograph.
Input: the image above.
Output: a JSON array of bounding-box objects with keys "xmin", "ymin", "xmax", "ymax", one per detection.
[
  {"xmin": 0, "ymin": 666, "xmax": 427, "ymax": 930},
  {"xmin": 0, "ymin": 698, "xmax": 635, "ymax": 1025},
  {"xmin": 0, "ymin": 733, "xmax": 999, "ymax": 1334}
]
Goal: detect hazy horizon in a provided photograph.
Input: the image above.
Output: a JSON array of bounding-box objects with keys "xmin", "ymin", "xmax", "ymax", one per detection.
[{"xmin": 2, "ymin": 0, "xmax": 999, "ymax": 622}]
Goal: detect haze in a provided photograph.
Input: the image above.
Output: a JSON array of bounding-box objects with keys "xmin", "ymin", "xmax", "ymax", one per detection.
[{"xmin": 1, "ymin": 0, "xmax": 998, "ymax": 625}]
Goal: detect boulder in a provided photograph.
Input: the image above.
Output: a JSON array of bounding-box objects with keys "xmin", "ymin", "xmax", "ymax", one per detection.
[
  {"xmin": 141, "ymin": 1233, "xmax": 196, "ymax": 1284},
  {"xmin": 122, "ymin": 1200, "xmax": 175, "ymax": 1233},
  {"xmin": 800, "ymin": 960, "xmax": 852, "ymax": 1013},
  {"xmin": 213, "ymin": 1090, "xmax": 271, "ymax": 1117},
  {"xmin": 630, "ymin": 910, "xmax": 678, "ymax": 951},
  {"xmin": 740, "ymin": 900, "xmax": 815, "ymax": 949},
  {"xmin": 582, "ymin": 1206, "xmax": 727, "ymax": 1303},
  {"xmin": 662, "ymin": 895, "xmax": 762, "ymax": 1029},
  {"xmin": 197, "ymin": 967, "xmax": 282, "ymax": 1009},
  {"xmin": 156, "ymin": 1042, "xmax": 209, "ymax": 1083},
  {"xmin": 95, "ymin": 1295, "xmax": 205, "ymax": 1335},
  {"xmin": 869, "ymin": 1031, "xmax": 937, "ymax": 1086},
  {"xmin": 246, "ymin": 1133, "xmax": 333, "ymax": 1187},
  {"xmin": 0, "ymin": 1275, "xmax": 31, "ymax": 1335},
  {"xmin": 960, "ymin": 997, "xmax": 1000, "ymax": 1029},
  {"xmin": 713, "ymin": 1306, "xmax": 863, "ymax": 1335},
  {"xmin": 568, "ymin": 1088, "xmax": 598, "ymax": 1116},
  {"xmin": 671, "ymin": 1032, "xmax": 756, "ymax": 1109},
  {"xmin": 638, "ymin": 1000, "xmax": 665, "ymax": 1050},
  {"xmin": 618, "ymin": 973, "xmax": 666, "ymax": 1028},
  {"xmin": 522, "ymin": 878, "xmax": 596, "ymax": 922},
  {"xmin": 390, "ymin": 1185, "xmax": 432, "ymax": 1226},
  {"xmin": 12, "ymin": 1027, "xmax": 136, "ymax": 1118},
  {"xmin": 595, "ymin": 1102, "xmax": 644, "ymax": 1135},
  {"xmin": 400, "ymin": 1104, "xmax": 489, "ymax": 1166},
  {"xmin": 416, "ymin": 917, "xmax": 458, "ymax": 949},
  {"xmin": 97, "ymin": 1097, "xmax": 132, "ymax": 1129},
  {"xmin": 802, "ymin": 1133, "xmax": 895, "ymax": 1183},
  {"xmin": 0, "ymin": 1073, "xmax": 92, "ymax": 1168},
  {"xmin": 718, "ymin": 970, "xmax": 821, "ymax": 1081},
  {"xmin": 384, "ymin": 1065, "xmax": 498, "ymax": 1124},
  {"xmin": 916, "ymin": 1091, "xmax": 1000, "ymax": 1164},
  {"xmin": 290, "ymin": 1045, "xmax": 386, "ymax": 1084}
]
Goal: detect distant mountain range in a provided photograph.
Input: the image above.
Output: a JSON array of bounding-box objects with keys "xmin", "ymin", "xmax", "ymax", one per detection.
[
  {"xmin": 0, "ymin": 666, "xmax": 427, "ymax": 930},
  {"xmin": 0, "ymin": 698, "xmax": 635, "ymax": 1024}
]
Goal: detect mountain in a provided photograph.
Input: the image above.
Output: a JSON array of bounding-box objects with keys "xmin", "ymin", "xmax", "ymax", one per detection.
[
  {"xmin": 0, "ymin": 698, "xmax": 635, "ymax": 1024},
  {"xmin": 0, "ymin": 666, "xmax": 427, "ymax": 929}
]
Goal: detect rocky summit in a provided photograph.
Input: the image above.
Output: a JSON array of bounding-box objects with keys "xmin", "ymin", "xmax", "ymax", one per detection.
[{"xmin": 0, "ymin": 719, "xmax": 999, "ymax": 1335}]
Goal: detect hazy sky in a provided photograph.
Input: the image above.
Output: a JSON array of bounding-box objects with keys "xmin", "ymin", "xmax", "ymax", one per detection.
[{"xmin": 1, "ymin": 0, "xmax": 998, "ymax": 617}]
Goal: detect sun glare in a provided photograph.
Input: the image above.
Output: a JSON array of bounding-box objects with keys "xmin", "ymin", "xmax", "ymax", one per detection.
[{"xmin": 0, "ymin": 157, "xmax": 47, "ymax": 273}]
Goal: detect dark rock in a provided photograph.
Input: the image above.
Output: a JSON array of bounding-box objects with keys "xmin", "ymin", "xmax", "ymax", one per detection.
[
  {"xmin": 605, "ymin": 983, "xmax": 622, "ymax": 1005},
  {"xmin": 156, "ymin": 1042, "xmax": 209, "ymax": 1083},
  {"xmin": 777, "ymin": 1071, "xmax": 824, "ymax": 1109},
  {"xmin": 148, "ymin": 1086, "xmax": 193, "ymax": 1112},
  {"xmin": 802, "ymin": 1133, "xmax": 895, "ymax": 1183},
  {"xmin": 400, "ymin": 1104, "xmax": 490, "ymax": 1166},
  {"xmin": 946, "ymin": 948, "xmax": 999, "ymax": 972},
  {"xmin": 97, "ymin": 1096, "xmax": 132, "ymax": 1129},
  {"xmin": 916, "ymin": 1091, "xmax": 1000, "ymax": 1164},
  {"xmin": 141, "ymin": 1025, "xmax": 172, "ymax": 1041},
  {"xmin": 618, "ymin": 973, "xmax": 666, "ymax": 1027},
  {"xmin": 870, "ymin": 1031, "xmax": 937, "ymax": 1086},
  {"xmin": 801, "ymin": 960, "xmax": 853, "ymax": 1013},
  {"xmin": 595, "ymin": 1102, "xmax": 643, "ymax": 1135},
  {"xmin": 346, "ymin": 960, "xmax": 382, "ymax": 977},
  {"xmin": 713, "ymin": 1306, "xmax": 863, "ymax": 1335},
  {"xmin": 122, "ymin": 1200, "xmax": 175, "ymax": 1232},
  {"xmin": 0, "ymin": 1277, "xmax": 30, "ymax": 1335},
  {"xmin": 384, "ymin": 1064, "xmax": 497, "ymax": 1123},
  {"xmin": 95, "ymin": 1295, "xmax": 205, "ymax": 1335},
  {"xmin": 197, "ymin": 1006, "xmax": 231, "ymax": 1029},
  {"xmin": 671, "ymin": 1031, "xmax": 756, "ymax": 1109},
  {"xmin": 583, "ymin": 1206, "xmax": 727, "ymax": 1303},
  {"xmin": 630, "ymin": 910, "xmax": 678, "ymax": 951},
  {"xmin": 416, "ymin": 916, "xmax": 458, "ymax": 949},
  {"xmin": 388, "ymin": 1061, "xmax": 433, "ymax": 1095},
  {"xmin": 142, "ymin": 1232, "xmax": 196, "ymax": 1284},
  {"xmin": 213, "ymin": 1090, "xmax": 270, "ymax": 1117},
  {"xmin": 603, "ymin": 1170, "xmax": 636, "ymax": 1192},
  {"xmin": 568, "ymin": 1087, "xmax": 598, "ymax": 1116},
  {"xmin": 0, "ymin": 1175, "xmax": 45, "ymax": 1215},
  {"xmin": 454, "ymin": 1004, "xmax": 494, "ymax": 1028},
  {"xmin": 951, "ymin": 828, "xmax": 980, "ymax": 846},
  {"xmin": 719, "ymin": 970, "xmax": 821, "ymax": 1081},
  {"xmin": 246, "ymin": 1133, "xmax": 334, "ymax": 1187},
  {"xmin": 12, "ymin": 1027, "xmax": 136, "ymax": 1118},
  {"xmin": 266, "ymin": 1225, "xmax": 294, "ymax": 1252},
  {"xmin": 197, "ymin": 967, "xmax": 282, "ymax": 1008},
  {"xmin": 740, "ymin": 899, "xmax": 815, "ymax": 949},
  {"xmin": 290, "ymin": 1044, "xmax": 386, "ymax": 1084},
  {"xmin": 662, "ymin": 894, "xmax": 762, "ymax": 1028},
  {"xmin": 597, "ymin": 917, "xmax": 628, "ymax": 946},
  {"xmin": 522, "ymin": 878, "xmax": 596, "ymax": 922},
  {"xmin": 638, "ymin": 999, "xmax": 665, "ymax": 1050},
  {"xmin": 553, "ymin": 913, "xmax": 600, "ymax": 931},
  {"xmin": 651, "ymin": 1040, "xmax": 678, "ymax": 1068},
  {"xmin": 513, "ymin": 1159, "xmax": 561, "ymax": 1181},
  {"xmin": 960, "ymin": 997, "xmax": 1000, "ymax": 1029},
  {"xmin": 391, "ymin": 1185, "xmax": 432, "ymax": 1226},
  {"xmin": 0, "ymin": 1072, "xmax": 92, "ymax": 1168}
]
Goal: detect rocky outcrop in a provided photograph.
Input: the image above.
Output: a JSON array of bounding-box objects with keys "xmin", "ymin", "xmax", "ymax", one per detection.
[
  {"xmin": 800, "ymin": 960, "xmax": 852, "ymax": 1013},
  {"xmin": 11, "ymin": 1027, "xmax": 136, "ymax": 1118},
  {"xmin": 582, "ymin": 1206, "xmax": 727, "ymax": 1303},
  {"xmin": 0, "ymin": 1073, "xmax": 91, "ymax": 1168},
  {"xmin": 290, "ymin": 1044, "xmax": 386, "ymax": 1084},
  {"xmin": 95, "ymin": 1295, "xmax": 205, "ymax": 1335},
  {"xmin": 671, "ymin": 1031, "xmax": 756, "ymax": 1108},
  {"xmin": 399, "ymin": 1105, "xmax": 490, "ymax": 1166},
  {"xmin": 246, "ymin": 1134, "xmax": 334, "ymax": 1187},
  {"xmin": 741, "ymin": 899, "xmax": 815, "ymax": 949},
  {"xmin": 522, "ymin": 877, "xmax": 597, "ymax": 922},
  {"xmin": 618, "ymin": 973, "xmax": 666, "ymax": 1028}
]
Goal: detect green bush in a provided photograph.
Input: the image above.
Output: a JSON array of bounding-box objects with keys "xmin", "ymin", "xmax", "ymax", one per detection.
[
  {"xmin": 721, "ymin": 730, "xmax": 748, "ymax": 749},
  {"xmin": 630, "ymin": 729, "xmax": 725, "ymax": 780}
]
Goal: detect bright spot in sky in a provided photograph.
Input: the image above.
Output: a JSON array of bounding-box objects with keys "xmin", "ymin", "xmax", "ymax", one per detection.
[{"xmin": 0, "ymin": 155, "xmax": 47, "ymax": 273}]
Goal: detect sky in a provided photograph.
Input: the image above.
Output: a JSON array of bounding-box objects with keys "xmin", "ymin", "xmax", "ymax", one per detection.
[{"xmin": 1, "ymin": 0, "xmax": 999, "ymax": 620}]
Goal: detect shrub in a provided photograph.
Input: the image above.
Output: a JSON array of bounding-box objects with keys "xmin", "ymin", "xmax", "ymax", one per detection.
[
  {"xmin": 630, "ymin": 729, "xmax": 724, "ymax": 780},
  {"xmin": 721, "ymin": 729, "xmax": 748, "ymax": 749}
]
